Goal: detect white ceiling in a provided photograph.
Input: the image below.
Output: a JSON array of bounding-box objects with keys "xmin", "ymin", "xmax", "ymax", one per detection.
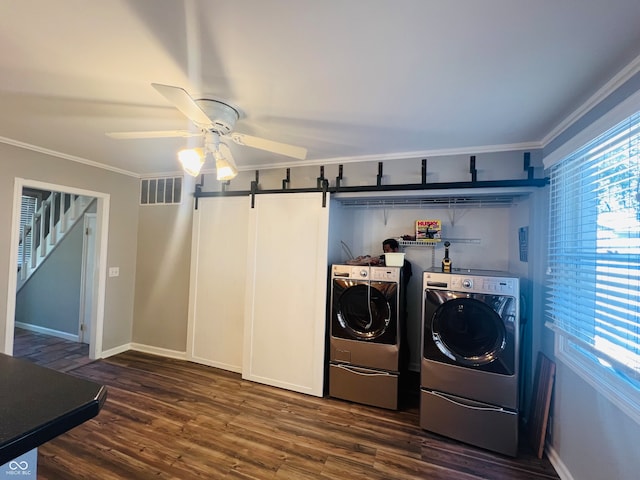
[{"xmin": 1, "ymin": 0, "xmax": 640, "ymax": 177}]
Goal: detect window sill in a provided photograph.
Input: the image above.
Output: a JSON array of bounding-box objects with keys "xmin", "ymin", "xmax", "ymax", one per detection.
[{"xmin": 554, "ymin": 335, "xmax": 640, "ymax": 426}]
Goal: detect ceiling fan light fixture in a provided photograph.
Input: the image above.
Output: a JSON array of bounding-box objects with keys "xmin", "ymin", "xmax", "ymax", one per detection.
[
  {"xmin": 195, "ymin": 99, "xmax": 239, "ymax": 135},
  {"xmin": 214, "ymin": 148, "xmax": 238, "ymax": 181},
  {"xmin": 108, "ymin": 84, "xmax": 308, "ymax": 177},
  {"xmin": 178, "ymin": 148, "xmax": 205, "ymax": 177}
]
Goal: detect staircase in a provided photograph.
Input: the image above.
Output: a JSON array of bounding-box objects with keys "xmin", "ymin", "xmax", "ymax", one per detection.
[{"xmin": 17, "ymin": 192, "xmax": 94, "ymax": 290}]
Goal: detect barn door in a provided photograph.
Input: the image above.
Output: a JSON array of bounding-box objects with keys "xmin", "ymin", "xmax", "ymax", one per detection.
[{"xmin": 243, "ymin": 192, "xmax": 330, "ymax": 397}]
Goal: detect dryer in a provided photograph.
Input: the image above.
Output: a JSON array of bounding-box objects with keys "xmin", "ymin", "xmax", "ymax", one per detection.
[
  {"xmin": 329, "ymin": 264, "xmax": 402, "ymax": 409},
  {"xmin": 420, "ymin": 270, "xmax": 520, "ymax": 456}
]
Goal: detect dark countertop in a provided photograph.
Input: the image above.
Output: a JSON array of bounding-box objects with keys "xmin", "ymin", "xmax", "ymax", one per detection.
[{"xmin": 0, "ymin": 353, "xmax": 107, "ymax": 465}]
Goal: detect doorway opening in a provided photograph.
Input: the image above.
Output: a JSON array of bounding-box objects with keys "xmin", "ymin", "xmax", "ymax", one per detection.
[{"xmin": 4, "ymin": 178, "xmax": 110, "ymax": 360}]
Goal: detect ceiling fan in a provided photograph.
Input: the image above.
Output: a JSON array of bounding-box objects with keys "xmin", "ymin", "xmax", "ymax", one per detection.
[{"xmin": 106, "ymin": 83, "xmax": 307, "ymax": 178}]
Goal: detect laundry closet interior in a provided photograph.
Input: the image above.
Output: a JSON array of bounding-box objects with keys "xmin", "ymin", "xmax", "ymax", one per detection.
[{"xmin": 185, "ymin": 151, "xmax": 547, "ymax": 456}]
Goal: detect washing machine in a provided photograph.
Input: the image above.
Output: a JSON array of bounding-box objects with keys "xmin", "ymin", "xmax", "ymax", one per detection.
[
  {"xmin": 420, "ymin": 269, "xmax": 520, "ymax": 456},
  {"xmin": 329, "ymin": 264, "xmax": 402, "ymax": 410}
]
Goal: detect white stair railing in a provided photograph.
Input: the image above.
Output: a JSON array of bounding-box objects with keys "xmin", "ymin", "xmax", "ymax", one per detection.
[{"xmin": 17, "ymin": 192, "xmax": 93, "ymax": 288}]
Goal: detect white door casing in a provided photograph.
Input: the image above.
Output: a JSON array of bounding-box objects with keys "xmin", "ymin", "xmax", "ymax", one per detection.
[
  {"xmin": 4, "ymin": 178, "xmax": 109, "ymax": 359},
  {"xmin": 79, "ymin": 213, "xmax": 97, "ymax": 344}
]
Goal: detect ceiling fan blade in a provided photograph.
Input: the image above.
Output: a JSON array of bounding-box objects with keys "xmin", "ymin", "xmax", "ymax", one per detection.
[
  {"xmin": 227, "ymin": 133, "xmax": 307, "ymax": 160},
  {"xmin": 106, "ymin": 130, "xmax": 201, "ymax": 139},
  {"xmin": 151, "ymin": 83, "xmax": 212, "ymax": 126}
]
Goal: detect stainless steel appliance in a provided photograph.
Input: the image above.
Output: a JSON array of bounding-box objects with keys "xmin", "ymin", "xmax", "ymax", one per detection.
[
  {"xmin": 329, "ymin": 264, "xmax": 402, "ymax": 409},
  {"xmin": 421, "ymin": 269, "xmax": 520, "ymax": 456}
]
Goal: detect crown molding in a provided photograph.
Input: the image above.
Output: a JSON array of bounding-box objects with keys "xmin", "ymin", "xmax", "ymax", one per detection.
[
  {"xmin": 0, "ymin": 136, "xmax": 140, "ymax": 178},
  {"xmin": 541, "ymin": 52, "xmax": 640, "ymax": 147}
]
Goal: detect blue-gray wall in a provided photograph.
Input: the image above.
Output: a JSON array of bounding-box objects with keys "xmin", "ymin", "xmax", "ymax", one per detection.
[{"xmin": 15, "ymin": 203, "xmax": 94, "ymax": 337}]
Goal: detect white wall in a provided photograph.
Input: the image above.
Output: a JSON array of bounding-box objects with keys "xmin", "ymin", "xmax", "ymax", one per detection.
[{"xmin": 344, "ymin": 206, "xmax": 513, "ymax": 270}]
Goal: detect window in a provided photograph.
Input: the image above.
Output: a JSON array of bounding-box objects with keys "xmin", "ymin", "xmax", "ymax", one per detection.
[
  {"xmin": 547, "ymin": 111, "xmax": 640, "ymax": 422},
  {"xmin": 18, "ymin": 195, "xmax": 38, "ymax": 268}
]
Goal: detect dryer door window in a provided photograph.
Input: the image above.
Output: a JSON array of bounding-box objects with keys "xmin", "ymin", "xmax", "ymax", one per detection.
[
  {"xmin": 431, "ymin": 298, "xmax": 506, "ymax": 366},
  {"xmin": 334, "ymin": 283, "xmax": 397, "ymax": 343}
]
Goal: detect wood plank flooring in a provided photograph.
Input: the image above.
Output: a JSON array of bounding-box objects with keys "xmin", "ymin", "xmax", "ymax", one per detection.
[{"xmin": 12, "ymin": 329, "xmax": 560, "ymax": 479}]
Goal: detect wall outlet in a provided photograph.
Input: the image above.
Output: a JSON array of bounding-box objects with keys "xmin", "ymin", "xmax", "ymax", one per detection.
[{"xmin": 108, "ymin": 267, "xmax": 120, "ymax": 277}]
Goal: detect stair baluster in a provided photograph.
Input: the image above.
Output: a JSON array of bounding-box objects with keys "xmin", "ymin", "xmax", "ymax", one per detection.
[{"xmin": 17, "ymin": 192, "xmax": 93, "ymax": 290}]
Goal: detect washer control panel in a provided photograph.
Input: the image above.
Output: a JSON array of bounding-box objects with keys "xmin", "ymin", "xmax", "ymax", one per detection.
[
  {"xmin": 481, "ymin": 278, "xmax": 516, "ymax": 294},
  {"xmin": 370, "ymin": 267, "xmax": 400, "ymax": 282},
  {"xmin": 332, "ymin": 264, "xmax": 400, "ymax": 282},
  {"xmin": 332, "ymin": 265, "xmax": 370, "ymax": 279},
  {"xmin": 424, "ymin": 271, "xmax": 518, "ymax": 295}
]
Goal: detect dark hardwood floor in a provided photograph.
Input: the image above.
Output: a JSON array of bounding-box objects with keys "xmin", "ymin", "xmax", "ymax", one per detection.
[
  {"xmin": 13, "ymin": 327, "xmax": 92, "ymax": 372},
  {"xmin": 13, "ymin": 329, "xmax": 560, "ymax": 480}
]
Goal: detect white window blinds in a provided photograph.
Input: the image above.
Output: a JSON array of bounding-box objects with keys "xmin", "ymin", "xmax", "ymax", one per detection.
[
  {"xmin": 547, "ymin": 111, "xmax": 640, "ymax": 388},
  {"xmin": 18, "ymin": 195, "xmax": 37, "ymax": 268}
]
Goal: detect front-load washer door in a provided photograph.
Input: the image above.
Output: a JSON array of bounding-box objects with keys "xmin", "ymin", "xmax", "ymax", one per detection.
[
  {"xmin": 423, "ymin": 290, "xmax": 516, "ymax": 375},
  {"xmin": 432, "ymin": 298, "xmax": 505, "ymax": 365},
  {"xmin": 331, "ymin": 280, "xmax": 398, "ymax": 344}
]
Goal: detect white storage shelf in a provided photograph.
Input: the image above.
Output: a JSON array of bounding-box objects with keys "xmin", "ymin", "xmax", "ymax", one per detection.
[{"xmin": 399, "ymin": 239, "xmax": 481, "ymax": 247}]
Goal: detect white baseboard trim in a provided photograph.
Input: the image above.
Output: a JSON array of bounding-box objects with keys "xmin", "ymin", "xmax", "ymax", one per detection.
[
  {"xmin": 100, "ymin": 343, "xmax": 132, "ymax": 359},
  {"xmin": 187, "ymin": 355, "xmax": 242, "ymax": 374},
  {"xmin": 15, "ymin": 322, "xmax": 79, "ymax": 342},
  {"xmin": 103, "ymin": 344, "xmax": 241, "ymax": 373},
  {"xmin": 546, "ymin": 444, "xmax": 574, "ymax": 480},
  {"xmin": 130, "ymin": 342, "xmax": 187, "ymax": 360}
]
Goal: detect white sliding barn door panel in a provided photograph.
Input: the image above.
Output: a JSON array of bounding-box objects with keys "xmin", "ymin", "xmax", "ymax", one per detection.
[
  {"xmin": 187, "ymin": 196, "xmax": 250, "ymax": 372},
  {"xmin": 244, "ymin": 193, "xmax": 330, "ymax": 397}
]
